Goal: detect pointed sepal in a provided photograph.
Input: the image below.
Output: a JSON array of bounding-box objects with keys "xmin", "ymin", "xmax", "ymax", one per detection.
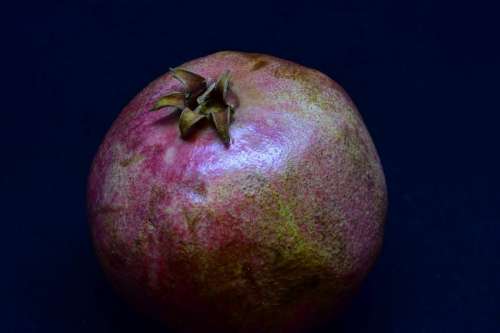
[
  {"xmin": 216, "ymin": 70, "xmax": 230, "ymax": 102},
  {"xmin": 210, "ymin": 106, "xmax": 232, "ymax": 146},
  {"xmin": 196, "ymin": 71, "xmax": 230, "ymax": 105},
  {"xmin": 179, "ymin": 107, "xmax": 206, "ymax": 138},
  {"xmin": 150, "ymin": 91, "xmax": 185, "ymax": 111},
  {"xmin": 170, "ymin": 68, "xmax": 206, "ymax": 95}
]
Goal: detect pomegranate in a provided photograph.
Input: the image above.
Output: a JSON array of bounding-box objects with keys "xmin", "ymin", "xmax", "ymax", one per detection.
[{"xmin": 87, "ymin": 51, "xmax": 387, "ymax": 333}]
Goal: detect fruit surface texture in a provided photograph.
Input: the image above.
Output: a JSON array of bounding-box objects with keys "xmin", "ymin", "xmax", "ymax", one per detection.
[{"xmin": 87, "ymin": 51, "xmax": 387, "ymax": 333}]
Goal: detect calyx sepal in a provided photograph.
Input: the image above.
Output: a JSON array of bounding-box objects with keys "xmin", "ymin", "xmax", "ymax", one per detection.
[{"xmin": 150, "ymin": 68, "xmax": 237, "ymax": 146}]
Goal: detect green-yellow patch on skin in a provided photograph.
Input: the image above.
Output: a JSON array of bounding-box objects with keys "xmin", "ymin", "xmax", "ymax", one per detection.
[
  {"xmin": 102, "ymin": 215, "xmax": 119, "ymax": 254},
  {"xmin": 240, "ymin": 52, "xmax": 263, "ymax": 62},
  {"xmin": 119, "ymin": 154, "xmax": 144, "ymax": 167},
  {"xmin": 251, "ymin": 59, "xmax": 268, "ymax": 71},
  {"xmin": 272, "ymin": 63, "xmax": 306, "ymax": 81},
  {"xmin": 342, "ymin": 126, "xmax": 366, "ymax": 172},
  {"xmin": 277, "ymin": 161, "xmax": 350, "ymax": 269},
  {"xmin": 305, "ymin": 84, "xmax": 332, "ymax": 110},
  {"xmin": 93, "ymin": 205, "xmax": 130, "ymax": 268},
  {"xmin": 136, "ymin": 169, "xmax": 349, "ymax": 330},
  {"xmin": 94, "ymin": 206, "xmax": 122, "ymax": 249},
  {"xmin": 182, "ymin": 207, "xmax": 201, "ymax": 239},
  {"xmin": 272, "ymin": 197, "xmax": 333, "ymax": 281},
  {"xmin": 276, "ymin": 199, "xmax": 298, "ymax": 240},
  {"xmin": 343, "ymin": 106, "xmax": 360, "ymax": 127},
  {"xmin": 272, "ymin": 63, "xmax": 334, "ymax": 111},
  {"xmin": 132, "ymin": 229, "xmax": 147, "ymax": 255},
  {"xmin": 163, "ymin": 178, "xmax": 344, "ymax": 330},
  {"xmin": 273, "ymin": 198, "xmax": 329, "ymax": 263}
]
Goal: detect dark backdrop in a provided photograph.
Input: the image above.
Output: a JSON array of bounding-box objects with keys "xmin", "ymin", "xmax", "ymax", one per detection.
[{"xmin": 3, "ymin": 0, "xmax": 499, "ymax": 332}]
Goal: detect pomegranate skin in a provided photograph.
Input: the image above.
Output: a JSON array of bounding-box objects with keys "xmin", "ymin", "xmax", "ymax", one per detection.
[{"xmin": 87, "ymin": 51, "xmax": 387, "ymax": 333}]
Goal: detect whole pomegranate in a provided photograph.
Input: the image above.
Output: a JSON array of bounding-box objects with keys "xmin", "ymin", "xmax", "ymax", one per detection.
[{"xmin": 87, "ymin": 51, "xmax": 387, "ymax": 333}]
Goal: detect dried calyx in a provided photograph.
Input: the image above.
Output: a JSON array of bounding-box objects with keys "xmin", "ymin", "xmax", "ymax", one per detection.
[{"xmin": 150, "ymin": 68, "xmax": 238, "ymax": 146}]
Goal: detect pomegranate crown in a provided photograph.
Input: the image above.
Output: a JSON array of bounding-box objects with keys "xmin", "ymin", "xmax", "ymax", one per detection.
[{"xmin": 150, "ymin": 68, "xmax": 238, "ymax": 146}]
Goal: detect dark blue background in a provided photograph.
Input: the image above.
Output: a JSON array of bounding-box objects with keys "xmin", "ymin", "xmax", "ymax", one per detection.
[{"xmin": 3, "ymin": 0, "xmax": 499, "ymax": 332}]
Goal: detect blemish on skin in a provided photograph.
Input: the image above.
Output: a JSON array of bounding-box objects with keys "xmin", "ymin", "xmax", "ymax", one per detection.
[
  {"xmin": 193, "ymin": 179, "xmax": 208, "ymax": 197},
  {"xmin": 164, "ymin": 146, "xmax": 176, "ymax": 165},
  {"xmin": 241, "ymin": 52, "xmax": 262, "ymax": 62},
  {"xmin": 272, "ymin": 64, "xmax": 306, "ymax": 81},
  {"xmin": 119, "ymin": 154, "xmax": 143, "ymax": 167},
  {"xmin": 251, "ymin": 59, "xmax": 268, "ymax": 71},
  {"xmin": 94, "ymin": 205, "xmax": 123, "ymax": 215},
  {"xmin": 183, "ymin": 208, "xmax": 201, "ymax": 238}
]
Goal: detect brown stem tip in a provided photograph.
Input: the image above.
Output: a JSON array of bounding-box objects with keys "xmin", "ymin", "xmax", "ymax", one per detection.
[{"xmin": 150, "ymin": 68, "xmax": 238, "ymax": 146}]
